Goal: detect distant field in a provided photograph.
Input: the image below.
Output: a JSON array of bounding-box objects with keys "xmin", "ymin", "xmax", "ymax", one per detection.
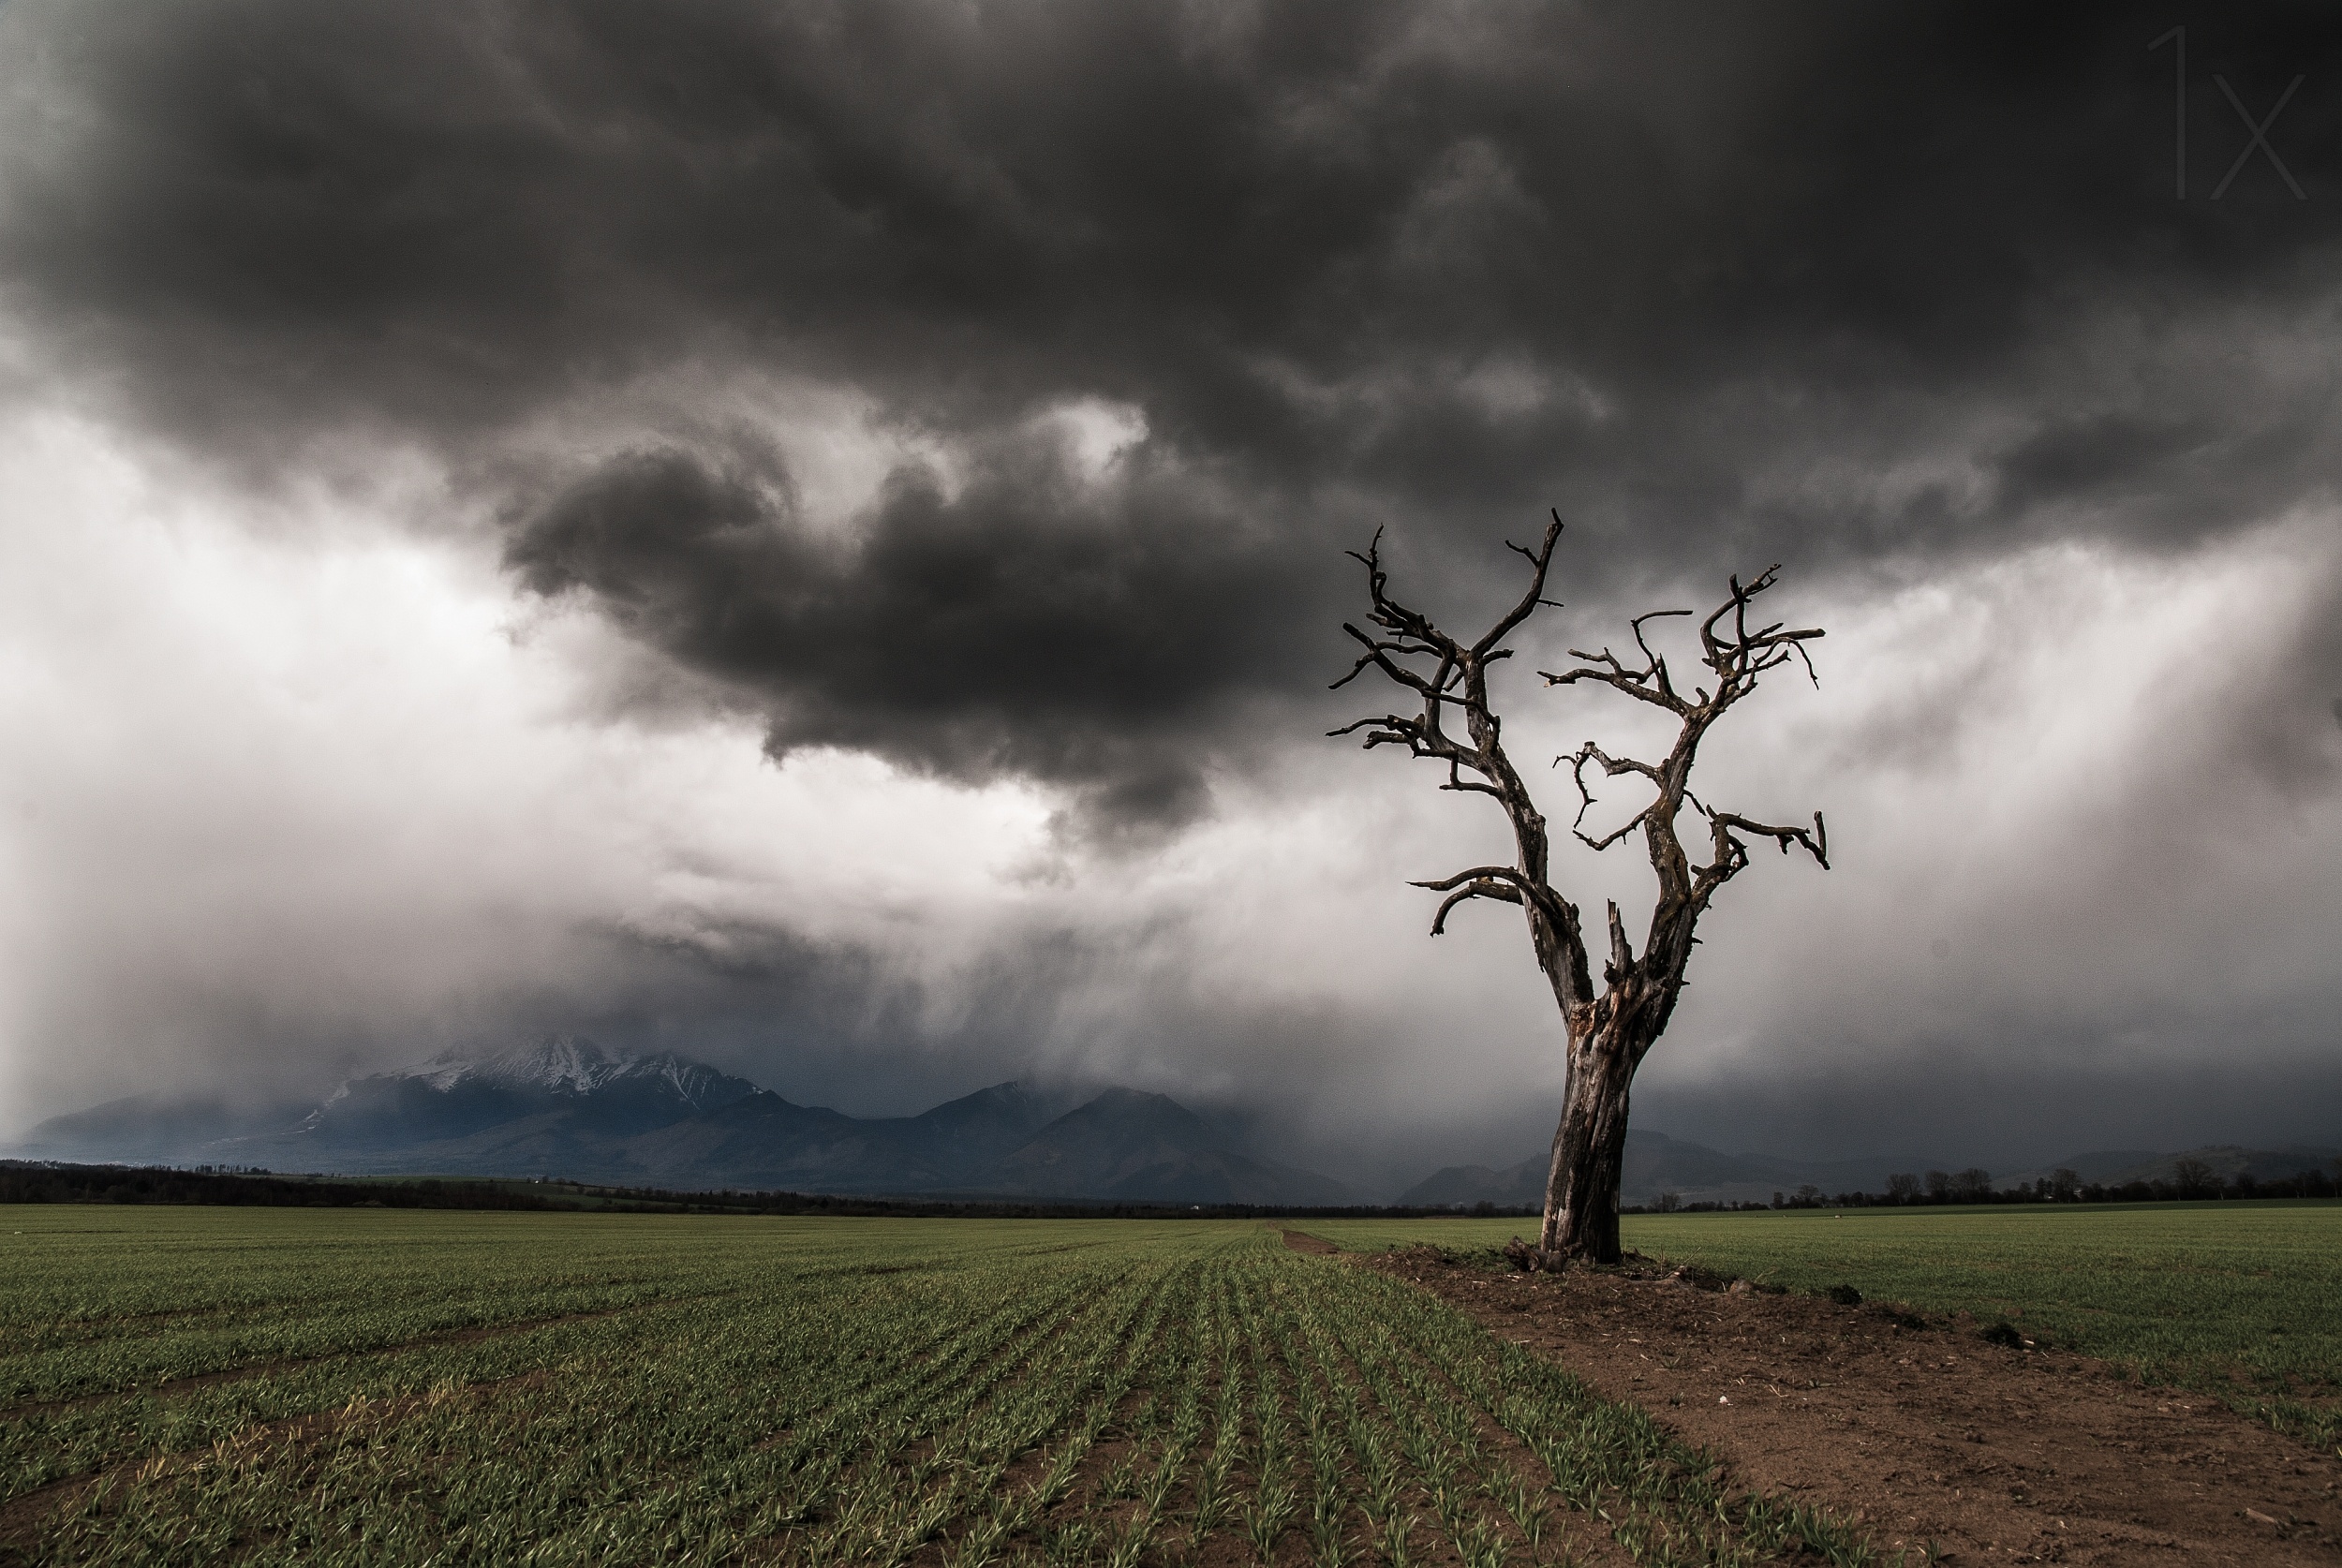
[
  {"xmin": 1295, "ymin": 1203, "xmax": 2342, "ymax": 1453},
  {"xmin": 2, "ymin": 1208, "xmax": 1888, "ymax": 1566}
]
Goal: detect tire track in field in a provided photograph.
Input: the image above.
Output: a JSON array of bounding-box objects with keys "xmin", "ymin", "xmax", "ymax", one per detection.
[
  {"xmin": 0, "ymin": 1282, "xmax": 796, "ymax": 1531},
  {"xmin": 0, "ymin": 1362, "xmax": 570, "ymax": 1562},
  {"xmin": 0, "ymin": 1290, "xmax": 739, "ymax": 1424},
  {"xmin": 5, "ymin": 1271, "xmax": 695, "ymax": 1365}
]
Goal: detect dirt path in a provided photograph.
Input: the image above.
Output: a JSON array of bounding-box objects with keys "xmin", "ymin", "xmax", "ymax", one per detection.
[{"xmin": 1363, "ymin": 1247, "xmax": 2342, "ymax": 1565}]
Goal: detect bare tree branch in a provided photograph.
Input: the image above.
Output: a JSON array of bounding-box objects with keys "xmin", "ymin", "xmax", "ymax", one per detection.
[
  {"xmin": 1422, "ymin": 878, "xmax": 1523, "ymax": 934},
  {"xmin": 1473, "ymin": 510, "xmax": 1568, "ymax": 656},
  {"xmin": 1441, "ymin": 758, "xmax": 1504, "ymax": 797},
  {"xmin": 1409, "ymin": 864, "xmax": 1544, "ymax": 895},
  {"xmin": 1572, "ymin": 804, "xmax": 1654, "ymax": 853},
  {"xmin": 1604, "ymin": 899, "xmax": 1634, "ymax": 984},
  {"xmin": 1707, "ymin": 809, "xmax": 1829, "ymax": 872},
  {"xmin": 1555, "ymin": 741, "xmax": 1664, "ymax": 850}
]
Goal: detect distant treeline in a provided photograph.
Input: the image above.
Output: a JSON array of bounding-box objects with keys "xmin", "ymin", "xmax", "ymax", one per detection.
[
  {"xmin": 0, "ymin": 1162, "xmax": 568, "ymax": 1210},
  {"xmin": 16, "ymin": 1158, "xmax": 2334, "ymax": 1220},
  {"xmin": 0, "ymin": 1161, "xmax": 1525, "ymax": 1220},
  {"xmin": 1632, "ymin": 1157, "xmax": 2342, "ymax": 1214}
]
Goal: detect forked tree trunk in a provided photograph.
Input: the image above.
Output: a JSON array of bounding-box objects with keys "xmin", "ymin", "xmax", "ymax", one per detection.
[{"xmin": 1537, "ymin": 1018, "xmax": 1652, "ymax": 1265}]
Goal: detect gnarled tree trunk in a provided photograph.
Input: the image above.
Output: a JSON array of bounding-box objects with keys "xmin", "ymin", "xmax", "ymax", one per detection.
[{"xmin": 1540, "ymin": 1024, "xmax": 1644, "ymax": 1263}]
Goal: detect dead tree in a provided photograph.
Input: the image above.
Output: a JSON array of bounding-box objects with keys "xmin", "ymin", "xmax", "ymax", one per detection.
[{"xmin": 1331, "ymin": 515, "xmax": 1828, "ymax": 1265}]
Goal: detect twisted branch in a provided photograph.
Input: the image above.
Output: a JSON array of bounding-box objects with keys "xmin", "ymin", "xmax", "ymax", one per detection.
[{"xmin": 1331, "ymin": 516, "xmax": 1827, "ymax": 1012}]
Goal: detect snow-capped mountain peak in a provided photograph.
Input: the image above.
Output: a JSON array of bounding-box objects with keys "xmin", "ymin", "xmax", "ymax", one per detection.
[
  {"xmin": 411, "ymin": 1035, "xmax": 623, "ymax": 1095},
  {"xmin": 304, "ymin": 1036, "xmax": 763, "ymax": 1134}
]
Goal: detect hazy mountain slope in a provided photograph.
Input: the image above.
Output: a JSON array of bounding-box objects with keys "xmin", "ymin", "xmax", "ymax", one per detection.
[
  {"xmin": 11, "ymin": 1041, "xmax": 1347, "ymax": 1201},
  {"xmin": 984, "ymin": 1088, "xmax": 1352, "ymax": 1206},
  {"xmin": 12, "ymin": 1094, "xmax": 313, "ymax": 1166},
  {"xmin": 861, "ymin": 1082, "xmax": 1080, "ymax": 1181},
  {"xmin": 1396, "ymin": 1158, "xmax": 1544, "ymax": 1209},
  {"xmin": 195, "ymin": 1036, "xmax": 763, "ymax": 1176},
  {"xmin": 989, "ymin": 1088, "xmax": 1222, "ymax": 1190},
  {"xmin": 302, "ymin": 1036, "xmax": 761, "ymax": 1148},
  {"xmin": 1099, "ymin": 1149, "xmax": 1354, "ymax": 1206},
  {"xmin": 619, "ymin": 1090, "xmax": 931, "ymax": 1190}
]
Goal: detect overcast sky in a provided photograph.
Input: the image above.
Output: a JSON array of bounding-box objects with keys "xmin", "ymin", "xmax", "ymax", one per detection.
[{"xmin": 3, "ymin": 1, "xmax": 2339, "ymax": 1187}]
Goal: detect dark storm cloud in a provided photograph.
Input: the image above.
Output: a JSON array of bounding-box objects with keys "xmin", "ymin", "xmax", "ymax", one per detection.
[
  {"xmin": 501, "ymin": 431, "xmax": 1306, "ymax": 830},
  {"xmin": 10, "ymin": 4, "xmax": 2339, "ymax": 457},
  {"xmin": 6, "ymin": 0, "xmax": 2342, "ymax": 811}
]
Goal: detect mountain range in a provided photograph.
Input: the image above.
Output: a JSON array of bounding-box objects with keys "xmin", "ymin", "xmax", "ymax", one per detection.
[
  {"xmin": 9, "ymin": 1037, "xmax": 1356, "ymax": 1206},
  {"xmin": 17, "ymin": 1037, "xmax": 2333, "ymax": 1207}
]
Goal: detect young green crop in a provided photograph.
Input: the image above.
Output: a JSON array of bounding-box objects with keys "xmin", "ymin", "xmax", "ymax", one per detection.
[{"xmin": 3, "ymin": 1207, "xmax": 1908, "ymax": 1565}]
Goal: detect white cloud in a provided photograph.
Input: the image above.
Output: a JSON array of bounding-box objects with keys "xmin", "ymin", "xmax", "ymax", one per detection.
[
  {"xmin": 0, "ymin": 409, "xmax": 1057, "ymax": 1127},
  {"xmin": 1033, "ymin": 397, "xmax": 1149, "ymax": 484}
]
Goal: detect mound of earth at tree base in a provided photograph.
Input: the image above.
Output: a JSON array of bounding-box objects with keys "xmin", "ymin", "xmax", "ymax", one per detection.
[{"xmin": 1364, "ymin": 1245, "xmax": 2342, "ymax": 1565}]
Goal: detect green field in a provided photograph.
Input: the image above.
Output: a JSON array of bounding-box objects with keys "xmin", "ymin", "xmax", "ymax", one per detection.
[
  {"xmin": 1, "ymin": 1208, "xmax": 1887, "ymax": 1567},
  {"xmin": 1295, "ymin": 1202, "xmax": 2342, "ymax": 1454}
]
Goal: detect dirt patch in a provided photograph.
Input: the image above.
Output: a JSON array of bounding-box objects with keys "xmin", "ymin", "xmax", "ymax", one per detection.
[
  {"xmin": 1372, "ymin": 1249, "xmax": 2342, "ymax": 1565},
  {"xmin": 1277, "ymin": 1228, "xmax": 1339, "ymax": 1256},
  {"xmin": 0, "ymin": 1406, "xmax": 383, "ymax": 1562}
]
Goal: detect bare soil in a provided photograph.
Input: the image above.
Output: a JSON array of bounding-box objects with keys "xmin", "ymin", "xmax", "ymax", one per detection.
[{"xmin": 1361, "ymin": 1244, "xmax": 2342, "ymax": 1565}]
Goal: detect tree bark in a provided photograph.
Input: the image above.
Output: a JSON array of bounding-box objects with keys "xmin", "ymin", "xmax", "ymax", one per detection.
[{"xmin": 1536, "ymin": 1018, "xmax": 1650, "ymax": 1265}]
